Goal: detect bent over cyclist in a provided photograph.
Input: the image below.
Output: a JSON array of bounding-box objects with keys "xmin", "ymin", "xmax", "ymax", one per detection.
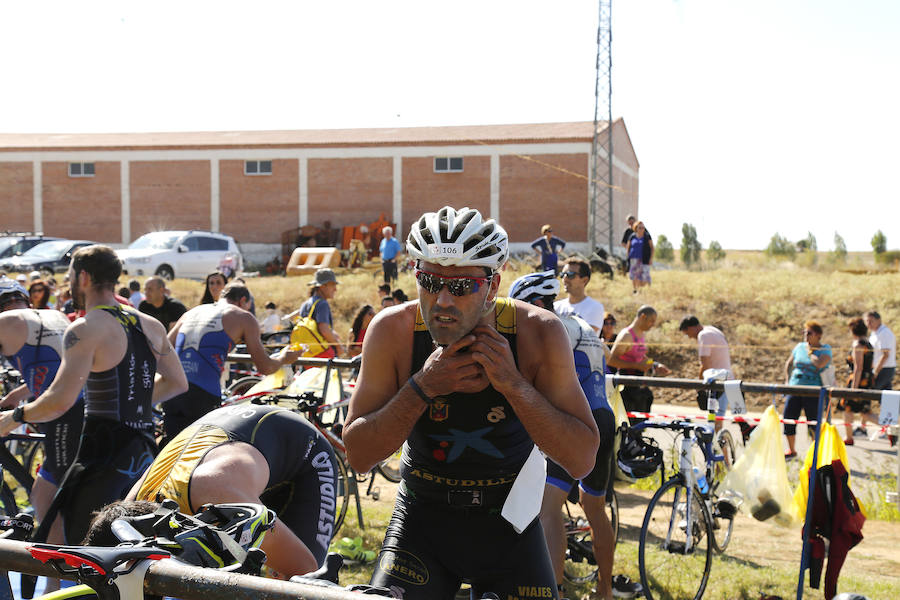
[
  {"xmin": 0, "ymin": 245, "xmax": 188, "ymax": 545},
  {"xmin": 343, "ymin": 207, "xmax": 599, "ymax": 600},
  {"xmin": 128, "ymin": 402, "xmax": 338, "ymax": 577},
  {"xmin": 510, "ymin": 271, "xmax": 639, "ymax": 600},
  {"xmin": 162, "ymin": 282, "xmax": 300, "ymax": 445},
  {"xmin": 0, "ymin": 278, "xmax": 85, "ymax": 564}
]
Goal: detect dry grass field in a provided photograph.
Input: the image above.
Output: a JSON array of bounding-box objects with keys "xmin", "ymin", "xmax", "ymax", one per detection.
[{"xmin": 170, "ymin": 251, "xmax": 900, "ymax": 408}]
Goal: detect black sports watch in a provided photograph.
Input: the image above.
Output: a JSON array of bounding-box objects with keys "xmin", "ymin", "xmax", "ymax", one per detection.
[{"xmin": 12, "ymin": 405, "xmax": 26, "ymax": 424}]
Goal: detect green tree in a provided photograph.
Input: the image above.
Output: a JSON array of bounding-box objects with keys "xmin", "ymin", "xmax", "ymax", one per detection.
[
  {"xmin": 707, "ymin": 240, "xmax": 726, "ymax": 263},
  {"xmin": 871, "ymin": 230, "xmax": 887, "ymax": 255},
  {"xmin": 680, "ymin": 223, "xmax": 702, "ymax": 266},
  {"xmin": 655, "ymin": 234, "xmax": 674, "ymax": 262},
  {"xmin": 832, "ymin": 232, "xmax": 847, "ymax": 263},
  {"xmin": 765, "ymin": 233, "xmax": 796, "ymax": 259},
  {"xmin": 796, "ymin": 232, "xmax": 817, "ymax": 253}
]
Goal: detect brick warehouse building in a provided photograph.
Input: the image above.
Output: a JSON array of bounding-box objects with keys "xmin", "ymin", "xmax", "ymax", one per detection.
[{"xmin": 0, "ymin": 120, "xmax": 638, "ymax": 264}]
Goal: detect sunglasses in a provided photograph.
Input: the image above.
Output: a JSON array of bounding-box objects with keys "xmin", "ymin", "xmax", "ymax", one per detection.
[
  {"xmin": 560, "ymin": 271, "xmax": 580, "ymax": 279},
  {"xmin": 415, "ymin": 269, "xmax": 492, "ymax": 296},
  {"xmin": 604, "ymin": 320, "xmax": 617, "ymax": 326}
]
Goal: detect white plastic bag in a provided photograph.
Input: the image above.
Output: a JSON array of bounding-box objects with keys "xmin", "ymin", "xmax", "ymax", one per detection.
[{"xmin": 719, "ymin": 406, "xmax": 798, "ymax": 527}]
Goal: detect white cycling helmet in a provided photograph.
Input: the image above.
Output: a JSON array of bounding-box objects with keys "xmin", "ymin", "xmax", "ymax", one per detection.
[
  {"xmin": 406, "ymin": 206, "xmax": 508, "ymax": 271},
  {"xmin": 0, "ymin": 277, "xmax": 29, "ymax": 302},
  {"xmin": 509, "ymin": 271, "xmax": 560, "ymax": 302}
]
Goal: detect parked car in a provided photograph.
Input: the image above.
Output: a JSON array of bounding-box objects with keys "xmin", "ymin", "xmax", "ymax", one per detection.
[
  {"xmin": 0, "ymin": 233, "xmax": 62, "ymax": 260},
  {"xmin": 117, "ymin": 230, "xmax": 243, "ymax": 280},
  {"xmin": 0, "ymin": 239, "xmax": 94, "ymax": 275}
]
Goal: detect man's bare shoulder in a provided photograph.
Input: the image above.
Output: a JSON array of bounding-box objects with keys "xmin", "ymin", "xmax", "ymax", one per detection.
[
  {"xmin": 513, "ymin": 299, "xmax": 564, "ymax": 332},
  {"xmin": 372, "ymin": 300, "xmax": 417, "ymax": 330}
]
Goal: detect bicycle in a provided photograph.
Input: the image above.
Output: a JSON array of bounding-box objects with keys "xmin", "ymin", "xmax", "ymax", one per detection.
[
  {"xmin": 20, "ymin": 499, "xmax": 274, "ymax": 600},
  {"xmin": 0, "ymin": 432, "xmax": 45, "ymax": 518},
  {"xmin": 562, "ymin": 485, "xmax": 619, "ymax": 585},
  {"xmin": 635, "ymin": 420, "xmax": 738, "ymax": 600}
]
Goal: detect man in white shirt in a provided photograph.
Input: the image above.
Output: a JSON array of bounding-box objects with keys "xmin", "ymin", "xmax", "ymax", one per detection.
[
  {"xmin": 865, "ymin": 310, "xmax": 896, "ymax": 391},
  {"xmin": 679, "ymin": 315, "xmax": 734, "ymax": 432},
  {"xmin": 554, "ymin": 258, "xmax": 604, "ymax": 332}
]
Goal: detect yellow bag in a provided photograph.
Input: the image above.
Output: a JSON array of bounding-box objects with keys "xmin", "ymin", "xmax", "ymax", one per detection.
[
  {"xmin": 289, "ymin": 299, "xmax": 329, "ymax": 357},
  {"xmin": 792, "ymin": 421, "xmax": 865, "ymax": 518},
  {"xmin": 719, "ymin": 406, "xmax": 799, "ymax": 527}
]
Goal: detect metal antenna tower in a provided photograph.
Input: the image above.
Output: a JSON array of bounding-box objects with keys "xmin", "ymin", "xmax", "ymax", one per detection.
[{"xmin": 588, "ymin": 0, "xmax": 613, "ymax": 252}]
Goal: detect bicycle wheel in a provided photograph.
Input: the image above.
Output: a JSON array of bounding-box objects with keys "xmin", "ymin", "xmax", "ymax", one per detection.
[
  {"xmin": 709, "ymin": 430, "xmax": 736, "ymax": 553},
  {"xmin": 608, "ymin": 487, "xmax": 619, "ymax": 544},
  {"xmin": 375, "ymin": 447, "xmax": 403, "ymax": 484},
  {"xmin": 332, "ymin": 454, "xmax": 351, "ymax": 534},
  {"xmin": 224, "ymin": 375, "xmax": 263, "ymax": 399},
  {"xmin": 639, "ymin": 478, "xmax": 713, "ymax": 600},
  {"xmin": 563, "ymin": 513, "xmax": 596, "ymax": 584}
]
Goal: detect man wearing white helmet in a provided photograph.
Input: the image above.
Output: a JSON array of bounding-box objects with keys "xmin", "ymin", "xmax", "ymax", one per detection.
[
  {"xmin": 509, "ymin": 271, "xmax": 640, "ymax": 600},
  {"xmin": 344, "ymin": 207, "xmax": 599, "ymax": 600}
]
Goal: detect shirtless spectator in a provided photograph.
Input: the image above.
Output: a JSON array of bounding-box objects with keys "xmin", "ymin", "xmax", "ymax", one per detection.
[{"xmin": 139, "ymin": 276, "xmax": 187, "ymax": 331}]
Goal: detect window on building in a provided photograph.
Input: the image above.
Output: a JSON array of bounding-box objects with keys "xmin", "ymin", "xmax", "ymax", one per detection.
[
  {"xmin": 434, "ymin": 157, "xmax": 464, "ymax": 173},
  {"xmin": 244, "ymin": 160, "xmax": 273, "ymax": 175},
  {"xmin": 68, "ymin": 162, "xmax": 95, "ymax": 177}
]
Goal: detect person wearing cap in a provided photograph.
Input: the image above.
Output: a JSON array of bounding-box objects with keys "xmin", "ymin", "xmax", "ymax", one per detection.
[
  {"xmin": 531, "ymin": 224, "xmax": 566, "ymax": 275},
  {"xmin": 160, "ymin": 282, "xmax": 301, "ymax": 446},
  {"xmin": 343, "ymin": 206, "xmax": 599, "ymax": 600},
  {"xmin": 298, "ymin": 268, "xmax": 344, "ymax": 358}
]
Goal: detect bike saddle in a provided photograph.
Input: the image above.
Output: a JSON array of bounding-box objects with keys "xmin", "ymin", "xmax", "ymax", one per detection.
[{"xmin": 28, "ymin": 543, "xmax": 170, "ymax": 576}]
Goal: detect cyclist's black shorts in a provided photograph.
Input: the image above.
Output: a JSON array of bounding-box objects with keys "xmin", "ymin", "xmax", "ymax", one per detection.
[
  {"xmin": 160, "ymin": 383, "xmax": 221, "ymax": 447},
  {"xmin": 546, "ymin": 407, "xmax": 615, "ymax": 497},
  {"xmin": 370, "ymin": 491, "xmax": 557, "ymax": 600},
  {"xmin": 36, "ymin": 399, "xmax": 84, "ymax": 485},
  {"xmin": 55, "ymin": 417, "xmax": 157, "ymax": 545}
]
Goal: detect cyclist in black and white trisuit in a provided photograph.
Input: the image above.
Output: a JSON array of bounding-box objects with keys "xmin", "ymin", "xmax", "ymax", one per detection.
[
  {"xmin": 0, "ymin": 278, "xmax": 85, "ymax": 571},
  {"xmin": 0, "ymin": 246, "xmax": 188, "ymax": 545},
  {"xmin": 343, "ymin": 207, "xmax": 599, "ymax": 600},
  {"xmin": 510, "ymin": 271, "xmax": 640, "ymax": 600},
  {"xmin": 128, "ymin": 402, "xmax": 338, "ymax": 577}
]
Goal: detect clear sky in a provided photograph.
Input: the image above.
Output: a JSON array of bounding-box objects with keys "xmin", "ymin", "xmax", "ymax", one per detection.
[{"xmin": 2, "ymin": 0, "xmax": 897, "ymax": 251}]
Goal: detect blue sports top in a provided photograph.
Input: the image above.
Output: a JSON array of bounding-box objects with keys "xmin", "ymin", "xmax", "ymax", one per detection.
[
  {"xmin": 174, "ymin": 302, "xmax": 235, "ymax": 397},
  {"xmin": 5, "ymin": 309, "xmax": 84, "ymax": 403},
  {"xmin": 559, "ymin": 313, "xmax": 612, "ymax": 413}
]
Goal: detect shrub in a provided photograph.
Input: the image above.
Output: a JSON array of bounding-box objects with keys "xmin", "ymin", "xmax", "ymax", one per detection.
[
  {"xmin": 655, "ymin": 235, "xmax": 674, "ymax": 262},
  {"xmin": 706, "ymin": 241, "xmax": 725, "ymax": 263},
  {"xmin": 765, "ymin": 233, "xmax": 796, "ymax": 259}
]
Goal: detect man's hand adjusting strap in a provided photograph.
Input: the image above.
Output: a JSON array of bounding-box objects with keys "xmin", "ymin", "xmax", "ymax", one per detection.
[{"xmin": 408, "ymin": 376, "xmax": 436, "ymax": 405}]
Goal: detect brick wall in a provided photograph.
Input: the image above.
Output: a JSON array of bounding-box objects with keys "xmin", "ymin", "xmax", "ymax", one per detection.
[
  {"xmin": 0, "ymin": 162, "xmax": 34, "ymax": 232},
  {"xmin": 130, "ymin": 160, "xmax": 211, "ymax": 238},
  {"xmin": 42, "ymin": 161, "xmax": 121, "ymax": 242},
  {"xmin": 220, "ymin": 159, "xmax": 299, "ymax": 243},
  {"xmin": 308, "ymin": 158, "xmax": 393, "ymax": 228},
  {"xmin": 499, "ymin": 153, "xmax": 588, "ymax": 243},
  {"xmin": 401, "ymin": 156, "xmax": 491, "ymax": 235}
]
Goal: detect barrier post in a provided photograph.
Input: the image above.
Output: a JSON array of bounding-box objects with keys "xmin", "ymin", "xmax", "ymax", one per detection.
[{"xmin": 796, "ymin": 387, "xmax": 827, "ymax": 600}]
